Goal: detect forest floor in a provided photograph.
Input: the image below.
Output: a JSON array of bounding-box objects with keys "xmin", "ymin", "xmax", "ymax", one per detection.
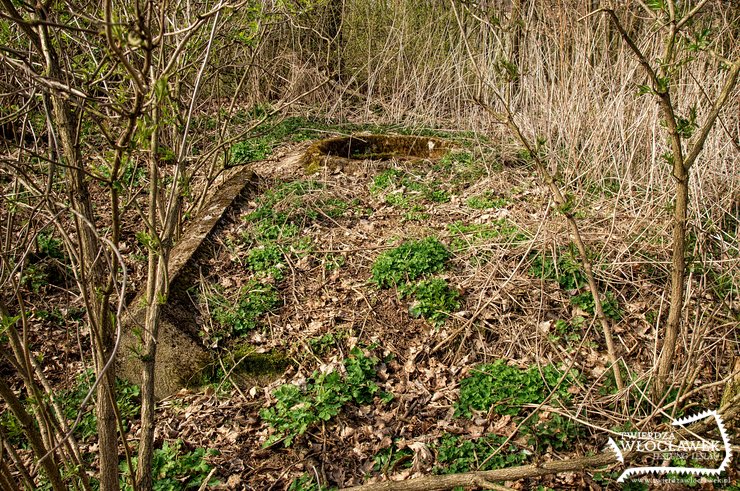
[{"xmin": 7, "ymin": 119, "xmax": 738, "ymax": 490}]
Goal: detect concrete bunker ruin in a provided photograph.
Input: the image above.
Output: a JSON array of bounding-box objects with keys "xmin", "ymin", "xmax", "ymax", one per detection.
[{"xmin": 118, "ymin": 134, "xmax": 450, "ymax": 398}]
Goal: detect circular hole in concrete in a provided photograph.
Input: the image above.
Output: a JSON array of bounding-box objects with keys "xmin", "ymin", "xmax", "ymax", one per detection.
[{"xmin": 302, "ymin": 134, "xmax": 449, "ymax": 172}]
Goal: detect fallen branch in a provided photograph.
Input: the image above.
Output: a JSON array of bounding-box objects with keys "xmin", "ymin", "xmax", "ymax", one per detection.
[
  {"xmin": 343, "ymin": 399, "xmax": 740, "ymax": 491},
  {"xmin": 341, "ymin": 452, "xmax": 619, "ymax": 491}
]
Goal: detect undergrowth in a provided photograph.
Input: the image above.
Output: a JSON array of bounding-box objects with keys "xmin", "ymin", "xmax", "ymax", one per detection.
[
  {"xmin": 260, "ymin": 347, "xmax": 389, "ymax": 447},
  {"xmin": 456, "ymin": 360, "xmax": 583, "ymax": 452},
  {"xmin": 372, "ymin": 237, "xmax": 461, "ymax": 325},
  {"xmin": 529, "ymin": 249, "xmax": 622, "ymax": 321},
  {"xmin": 435, "ymin": 433, "xmax": 528, "ymax": 474},
  {"xmin": 120, "ymin": 440, "xmax": 218, "ymax": 491},
  {"xmin": 203, "ymin": 280, "xmax": 281, "ymax": 345},
  {"xmin": 371, "ymin": 237, "xmax": 450, "ymax": 288}
]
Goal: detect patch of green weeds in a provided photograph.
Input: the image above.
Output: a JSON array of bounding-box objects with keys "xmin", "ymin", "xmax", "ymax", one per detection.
[
  {"xmin": 206, "ymin": 280, "xmax": 281, "ymax": 343},
  {"xmin": 21, "ymin": 264, "xmax": 49, "ymax": 292},
  {"xmin": 437, "ymin": 150, "xmax": 474, "ymax": 171},
  {"xmin": 436, "ymin": 150, "xmax": 489, "ymax": 183},
  {"xmin": 37, "ymin": 232, "xmax": 66, "ymax": 260},
  {"xmin": 63, "ymin": 370, "xmax": 141, "ymax": 440},
  {"xmin": 465, "ymin": 192, "xmax": 509, "ymax": 210},
  {"xmin": 370, "ymin": 168, "xmax": 449, "ymax": 209},
  {"xmin": 374, "ymin": 442, "xmax": 413, "ymax": 473},
  {"xmin": 370, "ymin": 168, "xmax": 406, "ymax": 193},
  {"xmin": 308, "ymin": 332, "xmax": 341, "ymax": 355},
  {"xmin": 4, "ymin": 369, "xmax": 142, "ymax": 451},
  {"xmin": 530, "ymin": 249, "xmax": 622, "ymax": 321},
  {"xmin": 260, "ymin": 347, "xmax": 385, "ymax": 447},
  {"xmin": 448, "ymin": 220, "xmax": 529, "ymax": 254},
  {"xmin": 242, "ymin": 180, "xmax": 322, "ymax": 243},
  {"xmin": 571, "ymin": 290, "xmax": 622, "ymax": 321},
  {"xmin": 322, "ymin": 253, "xmax": 345, "ymax": 271},
  {"xmin": 372, "ymin": 237, "xmax": 462, "ymax": 326},
  {"xmin": 0, "ymin": 408, "xmax": 26, "ymax": 448},
  {"xmin": 291, "ymin": 235, "xmax": 314, "ymax": 256},
  {"xmin": 434, "ymin": 433, "xmax": 528, "ymax": 474},
  {"xmin": 402, "ymin": 208, "xmax": 430, "ymax": 222},
  {"xmin": 549, "ymin": 318, "xmax": 583, "ymax": 347},
  {"xmin": 529, "ymin": 250, "xmax": 586, "ymax": 290},
  {"xmin": 318, "ymin": 197, "xmax": 351, "ymax": 218},
  {"xmin": 288, "ymin": 474, "xmax": 331, "ymax": 491},
  {"xmin": 523, "ymin": 412, "xmax": 583, "ymax": 452},
  {"xmin": 403, "ymin": 278, "xmax": 460, "ymax": 326},
  {"xmin": 22, "ymin": 232, "xmax": 70, "ymax": 292},
  {"xmin": 120, "ymin": 440, "xmax": 218, "ymax": 490},
  {"xmin": 229, "ymin": 138, "xmax": 272, "ymax": 165},
  {"xmin": 371, "ymin": 237, "xmax": 450, "ymax": 288},
  {"xmin": 456, "ymin": 361, "xmax": 583, "ymax": 452},
  {"xmin": 456, "ymin": 360, "xmax": 577, "ymax": 418},
  {"xmin": 246, "ymin": 244, "xmax": 284, "ymax": 279}
]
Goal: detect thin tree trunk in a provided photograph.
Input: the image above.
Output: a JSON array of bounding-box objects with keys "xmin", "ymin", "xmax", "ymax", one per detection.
[
  {"xmin": 48, "ymin": 72, "xmax": 121, "ymax": 491},
  {"xmin": 137, "ymin": 102, "xmax": 162, "ymax": 490},
  {"xmin": 0, "ymin": 378, "xmax": 65, "ymax": 491},
  {"xmin": 656, "ymin": 163, "xmax": 689, "ymax": 396}
]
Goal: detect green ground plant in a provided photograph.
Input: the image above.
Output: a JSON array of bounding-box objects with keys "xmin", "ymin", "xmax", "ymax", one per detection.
[
  {"xmin": 434, "ymin": 433, "xmax": 528, "ymax": 474},
  {"xmin": 120, "ymin": 440, "xmax": 218, "ymax": 491},
  {"xmin": 288, "ymin": 474, "xmax": 331, "ymax": 491},
  {"xmin": 370, "ymin": 168, "xmax": 449, "ymax": 210},
  {"xmin": 549, "ymin": 318, "xmax": 584, "ymax": 348},
  {"xmin": 435, "ymin": 149, "xmax": 490, "ymax": 183},
  {"xmin": 0, "ymin": 369, "xmax": 144, "ymax": 449},
  {"xmin": 530, "ymin": 250, "xmax": 622, "ymax": 321},
  {"xmin": 308, "ymin": 332, "xmax": 341, "ymax": 355},
  {"xmin": 373, "ymin": 442, "xmax": 413, "ymax": 474},
  {"xmin": 448, "ymin": 220, "xmax": 529, "ymax": 254},
  {"xmin": 36, "ymin": 232, "xmax": 66, "ymax": 260},
  {"xmin": 465, "ymin": 191, "xmax": 509, "ymax": 210},
  {"xmin": 403, "ymin": 278, "xmax": 460, "ymax": 326},
  {"xmin": 246, "ymin": 244, "xmax": 285, "ymax": 279},
  {"xmin": 242, "ymin": 180, "xmax": 323, "ymax": 243},
  {"xmin": 571, "ymin": 291, "xmax": 622, "ymax": 321},
  {"xmin": 456, "ymin": 360, "xmax": 582, "ymax": 451},
  {"xmin": 205, "ymin": 280, "xmax": 281, "ymax": 343},
  {"xmin": 260, "ymin": 347, "xmax": 386, "ymax": 447},
  {"xmin": 456, "ymin": 361, "xmax": 576, "ymax": 418},
  {"xmin": 372, "ymin": 237, "xmax": 462, "ymax": 325},
  {"xmin": 529, "ymin": 251, "xmax": 586, "ymax": 291},
  {"xmin": 240, "ymin": 180, "xmax": 349, "ymax": 276},
  {"xmin": 371, "ymin": 237, "xmax": 450, "ymax": 288}
]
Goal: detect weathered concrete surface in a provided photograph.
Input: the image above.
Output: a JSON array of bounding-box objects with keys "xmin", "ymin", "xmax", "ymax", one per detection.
[{"xmin": 118, "ymin": 165, "xmax": 258, "ymax": 399}]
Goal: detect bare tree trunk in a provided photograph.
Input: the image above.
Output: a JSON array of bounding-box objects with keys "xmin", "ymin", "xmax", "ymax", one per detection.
[
  {"xmin": 656, "ymin": 160, "xmax": 689, "ymax": 394},
  {"xmin": 45, "ymin": 43, "xmax": 120, "ymax": 488},
  {"xmin": 0, "ymin": 379, "xmax": 65, "ymax": 491},
  {"xmin": 136, "ymin": 101, "xmax": 162, "ymax": 491}
]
